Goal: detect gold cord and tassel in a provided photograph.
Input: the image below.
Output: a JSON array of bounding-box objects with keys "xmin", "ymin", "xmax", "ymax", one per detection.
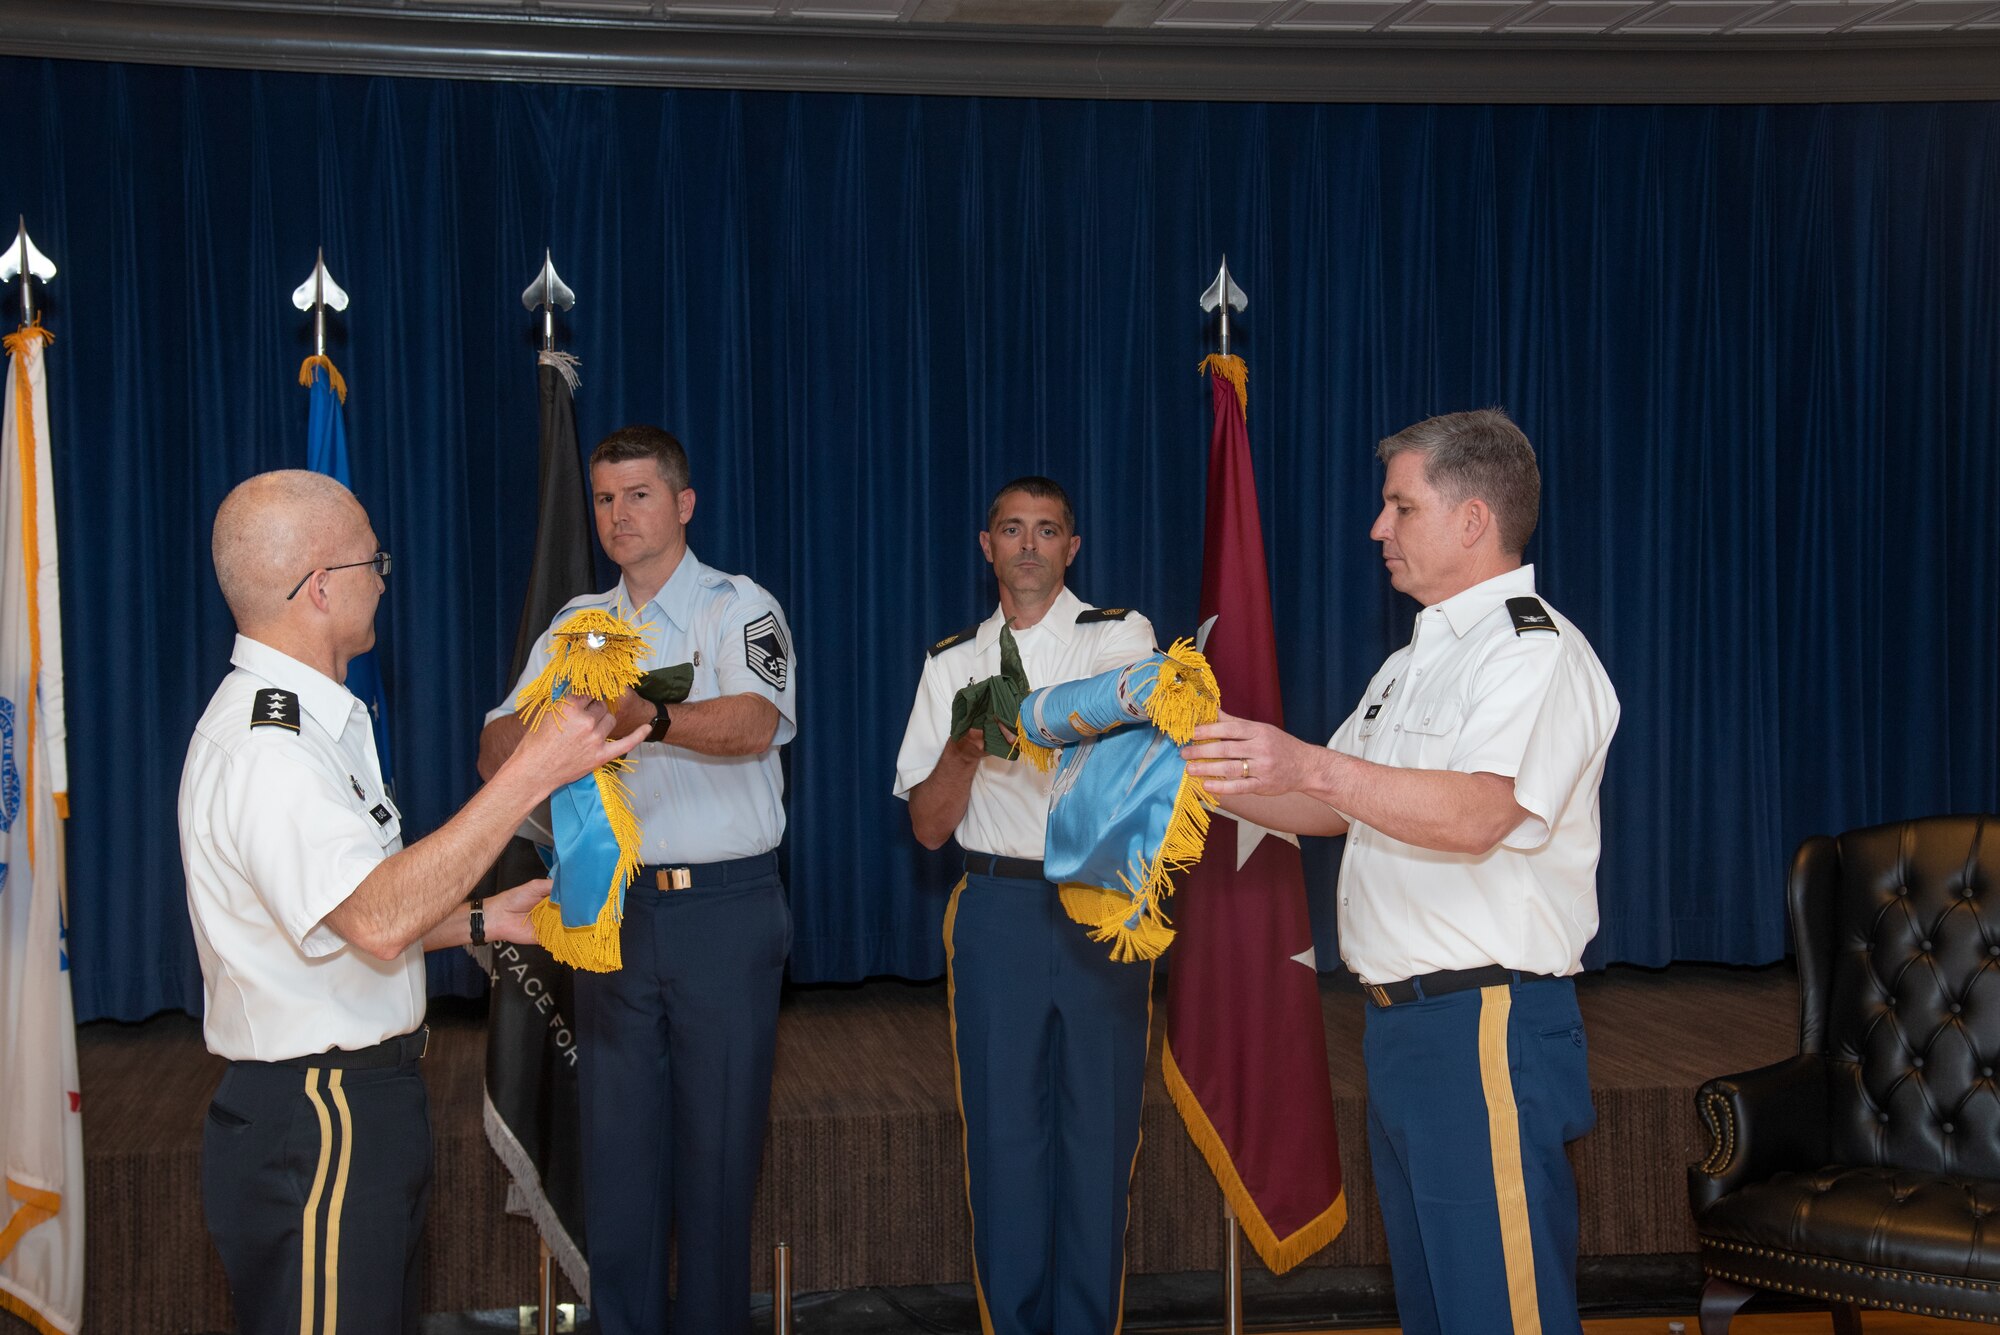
[
  {"xmin": 297, "ymin": 353, "xmax": 348, "ymax": 404},
  {"xmin": 514, "ymin": 609, "xmax": 650, "ymax": 972}
]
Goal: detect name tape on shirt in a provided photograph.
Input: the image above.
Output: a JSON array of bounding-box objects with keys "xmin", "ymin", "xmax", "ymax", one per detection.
[
  {"xmin": 250, "ymin": 689, "xmax": 300, "ymax": 732},
  {"xmin": 744, "ymin": 612, "xmax": 790, "ymax": 690}
]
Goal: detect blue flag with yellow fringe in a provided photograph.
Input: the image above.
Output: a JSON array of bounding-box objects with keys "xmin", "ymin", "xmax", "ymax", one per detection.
[
  {"xmin": 1015, "ymin": 640, "xmax": 1219, "ymax": 961},
  {"xmin": 514, "ymin": 609, "xmax": 649, "ymax": 972}
]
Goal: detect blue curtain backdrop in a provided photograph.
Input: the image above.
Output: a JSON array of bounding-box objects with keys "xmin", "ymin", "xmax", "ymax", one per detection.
[{"xmin": 3, "ymin": 59, "xmax": 1995, "ymax": 1022}]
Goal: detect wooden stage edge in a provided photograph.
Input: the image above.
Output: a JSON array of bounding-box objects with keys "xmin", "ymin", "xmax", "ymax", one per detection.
[{"xmin": 76, "ymin": 961, "xmax": 1799, "ymax": 1333}]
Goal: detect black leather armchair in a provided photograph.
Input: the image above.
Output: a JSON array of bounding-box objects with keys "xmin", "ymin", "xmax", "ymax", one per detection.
[{"xmin": 1688, "ymin": 816, "xmax": 2000, "ymax": 1331}]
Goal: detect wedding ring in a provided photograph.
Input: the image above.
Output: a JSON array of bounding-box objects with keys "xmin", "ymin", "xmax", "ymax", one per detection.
[{"xmin": 1241, "ymin": 758, "xmax": 1251, "ymax": 779}]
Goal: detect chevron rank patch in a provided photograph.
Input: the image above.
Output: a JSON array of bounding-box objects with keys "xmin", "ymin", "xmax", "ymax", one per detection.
[
  {"xmin": 250, "ymin": 688, "xmax": 300, "ymax": 732},
  {"xmin": 1507, "ymin": 597, "xmax": 1560, "ymax": 637},
  {"xmin": 744, "ymin": 612, "xmax": 790, "ymax": 690}
]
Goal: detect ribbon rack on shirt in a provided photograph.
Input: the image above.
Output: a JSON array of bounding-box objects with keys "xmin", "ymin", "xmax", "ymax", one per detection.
[
  {"xmin": 1015, "ymin": 640, "xmax": 1219, "ymax": 962},
  {"xmin": 515, "ymin": 608, "xmax": 651, "ymax": 972}
]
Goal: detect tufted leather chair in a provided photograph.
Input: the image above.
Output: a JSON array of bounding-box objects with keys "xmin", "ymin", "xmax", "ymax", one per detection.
[{"xmin": 1687, "ymin": 816, "xmax": 2000, "ymax": 1332}]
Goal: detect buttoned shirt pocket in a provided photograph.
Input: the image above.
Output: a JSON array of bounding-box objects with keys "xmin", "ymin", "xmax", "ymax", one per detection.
[{"xmin": 1399, "ymin": 698, "xmax": 1462, "ymax": 766}]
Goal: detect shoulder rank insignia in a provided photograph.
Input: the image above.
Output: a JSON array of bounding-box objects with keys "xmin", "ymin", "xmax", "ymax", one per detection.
[
  {"xmin": 1506, "ymin": 597, "xmax": 1560, "ymax": 637},
  {"xmin": 250, "ymin": 688, "xmax": 301, "ymax": 732},
  {"xmin": 1075, "ymin": 607, "xmax": 1134, "ymax": 625},
  {"xmin": 929, "ymin": 623, "xmax": 981, "ymax": 658}
]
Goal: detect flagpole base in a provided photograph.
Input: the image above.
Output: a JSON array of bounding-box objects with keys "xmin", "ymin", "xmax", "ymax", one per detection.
[
  {"xmin": 538, "ymin": 1239, "xmax": 556, "ymax": 1335},
  {"xmin": 1223, "ymin": 1201, "xmax": 1244, "ymax": 1335},
  {"xmin": 774, "ymin": 1241, "xmax": 794, "ymax": 1335}
]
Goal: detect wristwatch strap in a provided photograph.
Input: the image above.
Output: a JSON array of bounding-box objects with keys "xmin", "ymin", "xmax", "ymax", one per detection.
[
  {"xmin": 469, "ymin": 898, "xmax": 486, "ymax": 947},
  {"xmin": 645, "ymin": 698, "xmax": 672, "ymax": 744}
]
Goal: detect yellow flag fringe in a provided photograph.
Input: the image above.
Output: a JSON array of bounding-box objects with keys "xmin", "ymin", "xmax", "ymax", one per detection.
[
  {"xmin": 297, "ymin": 353, "xmax": 348, "ymax": 404},
  {"xmin": 1198, "ymin": 352, "xmax": 1249, "ymax": 417},
  {"xmin": 1162, "ymin": 1038, "xmax": 1348, "ymax": 1273},
  {"xmin": 513, "ymin": 609, "xmax": 650, "ymax": 971}
]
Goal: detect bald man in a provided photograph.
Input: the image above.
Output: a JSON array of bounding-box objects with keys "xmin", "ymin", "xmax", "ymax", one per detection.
[{"xmin": 177, "ymin": 470, "xmax": 643, "ymax": 1335}]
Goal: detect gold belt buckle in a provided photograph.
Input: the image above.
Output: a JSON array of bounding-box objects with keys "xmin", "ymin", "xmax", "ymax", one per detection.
[
  {"xmin": 656, "ymin": 867, "xmax": 694, "ymax": 892},
  {"xmin": 1367, "ymin": 984, "xmax": 1393, "ymax": 1008}
]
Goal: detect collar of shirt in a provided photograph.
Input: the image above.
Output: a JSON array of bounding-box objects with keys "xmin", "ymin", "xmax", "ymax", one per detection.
[
  {"xmin": 229, "ymin": 634, "xmax": 364, "ymax": 739},
  {"xmin": 1430, "ymin": 563, "xmax": 1539, "ymax": 639},
  {"xmin": 609, "ymin": 549, "xmax": 705, "ymax": 637},
  {"xmin": 974, "ymin": 584, "xmax": 1085, "ymax": 653}
]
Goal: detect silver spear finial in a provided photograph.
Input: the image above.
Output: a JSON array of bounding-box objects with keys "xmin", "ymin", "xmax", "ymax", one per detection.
[
  {"xmin": 0, "ymin": 219, "xmax": 57, "ymax": 326},
  {"xmin": 521, "ymin": 250, "xmax": 576, "ymax": 353},
  {"xmin": 1199, "ymin": 255, "xmax": 1248, "ymax": 357},
  {"xmin": 290, "ymin": 249, "xmax": 350, "ymax": 358}
]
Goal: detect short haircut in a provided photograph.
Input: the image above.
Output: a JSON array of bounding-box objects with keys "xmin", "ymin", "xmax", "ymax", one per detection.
[
  {"xmin": 1377, "ymin": 408, "xmax": 1541, "ymax": 555},
  {"xmin": 211, "ymin": 470, "xmax": 367, "ymax": 628},
  {"xmin": 986, "ymin": 476, "xmax": 1075, "ymax": 533},
  {"xmin": 590, "ymin": 425, "xmax": 690, "ymax": 493}
]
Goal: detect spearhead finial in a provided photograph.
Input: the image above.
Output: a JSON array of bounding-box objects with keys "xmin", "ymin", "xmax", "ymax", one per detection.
[
  {"xmin": 291, "ymin": 249, "xmax": 350, "ymax": 357},
  {"xmin": 1199, "ymin": 255, "xmax": 1248, "ymax": 357},
  {"xmin": 2, "ymin": 218, "xmax": 58, "ymax": 325},
  {"xmin": 522, "ymin": 250, "xmax": 577, "ymax": 352}
]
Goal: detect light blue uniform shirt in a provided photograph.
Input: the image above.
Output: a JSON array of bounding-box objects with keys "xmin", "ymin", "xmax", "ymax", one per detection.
[{"xmin": 490, "ymin": 550, "xmax": 796, "ymax": 864}]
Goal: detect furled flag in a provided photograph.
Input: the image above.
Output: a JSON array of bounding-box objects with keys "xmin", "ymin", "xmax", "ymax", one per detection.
[
  {"xmin": 1162, "ymin": 353, "xmax": 1345, "ymax": 1273},
  {"xmin": 299, "ymin": 352, "xmax": 394, "ymax": 788},
  {"xmin": 1016, "ymin": 642, "xmax": 1219, "ymax": 962},
  {"xmin": 483, "ymin": 349, "xmax": 598, "ymax": 1298},
  {"xmin": 0, "ymin": 312, "xmax": 84, "ymax": 1334}
]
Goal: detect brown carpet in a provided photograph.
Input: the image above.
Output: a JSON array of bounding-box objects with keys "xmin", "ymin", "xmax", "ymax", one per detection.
[{"xmin": 73, "ymin": 962, "xmax": 1795, "ymax": 1332}]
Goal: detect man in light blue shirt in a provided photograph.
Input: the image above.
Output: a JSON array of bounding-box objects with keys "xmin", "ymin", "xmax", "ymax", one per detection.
[{"xmin": 480, "ymin": 424, "xmax": 796, "ymax": 1335}]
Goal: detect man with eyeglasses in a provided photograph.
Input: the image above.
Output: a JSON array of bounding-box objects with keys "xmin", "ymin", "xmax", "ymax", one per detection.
[{"xmin": 177, "ymin": 469, "xmax": 642, "ymax": 1335}]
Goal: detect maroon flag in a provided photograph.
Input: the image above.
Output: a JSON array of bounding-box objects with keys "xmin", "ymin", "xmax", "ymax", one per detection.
[{"xmin": 1162, "ymin": 354, "xmax": 1345, "ymax": 1272}]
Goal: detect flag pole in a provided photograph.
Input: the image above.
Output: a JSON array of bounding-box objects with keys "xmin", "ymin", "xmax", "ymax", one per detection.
[
  {"xmin": 290, "ymin": 248, "xmax": 350, "ymax": 357},
  {"xmin": 2, "ymin": 218, "xmax": 57, "ymax": 327},
  {"xmin": 1200, "ymin": 253, "xmax": 1252, "ymax": 1335},
  {"xmin": 520, "ymin": 247, "xmax": 578, "ymax": 1335}
]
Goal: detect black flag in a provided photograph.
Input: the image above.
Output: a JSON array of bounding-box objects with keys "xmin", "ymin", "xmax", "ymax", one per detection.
[{"xmin": 481, "ymin": 353, "xmax": 596, "ymax": 1293}]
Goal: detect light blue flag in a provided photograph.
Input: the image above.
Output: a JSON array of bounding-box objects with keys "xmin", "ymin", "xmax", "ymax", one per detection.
[
  {"xmin": 302, "ymin": 359, "xmax": 393, "ymax": 790},
  {"xmin": 1016, "ymin": 643, "xmax": 1218, "ymax": 962}
]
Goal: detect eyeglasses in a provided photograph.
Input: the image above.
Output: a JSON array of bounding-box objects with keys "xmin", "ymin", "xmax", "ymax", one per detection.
[{"xmin": 286, "ymin": 551, "xmax": 393, "ymax": 601}]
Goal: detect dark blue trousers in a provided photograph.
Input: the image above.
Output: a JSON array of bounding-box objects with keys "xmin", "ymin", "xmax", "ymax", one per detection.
[
  {"xmin": 202, "ymin": 1051, "xmax": 432, "ymax": 1335},
  {"xmin": 1362, "ymin": 976, "xmax": 1595, "ymax": 1335},
  {"xmin": 574, "ymin": 855, "xmax": 790, "ymax": 1335},
  {"xmin": 944, "ymin": 871, "xmax": 1153, "ymax": 1335}
]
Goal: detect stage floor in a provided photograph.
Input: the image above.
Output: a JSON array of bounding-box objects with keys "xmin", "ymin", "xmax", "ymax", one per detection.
[{"xmin": 64, "ymin": 960, "xmax": 1800, "ymax": 1333}]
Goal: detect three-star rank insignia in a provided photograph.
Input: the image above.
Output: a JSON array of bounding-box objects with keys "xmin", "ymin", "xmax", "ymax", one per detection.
[
  {"xmin": 743, "ymin": 612, "xmax": 790, "ymax": 690},
  {"xmin": 1507, "ymin": 597, "xmax": 1561, "ymax": 637},
  {"xmin": 250, "ymin": 689, "xmax": 301, "ymax": 732}
]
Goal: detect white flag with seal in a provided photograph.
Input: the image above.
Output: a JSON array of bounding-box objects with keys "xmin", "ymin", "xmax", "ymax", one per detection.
[{"xmin": 0, "ymin": 319, "xmax": 82, "ymax": 1335}]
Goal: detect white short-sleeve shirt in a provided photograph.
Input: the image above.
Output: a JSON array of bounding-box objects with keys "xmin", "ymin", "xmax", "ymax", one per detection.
[
  {"xmin": 893, "ymin": 586, "xmax": 1156, "ymax": 860},
  {"xmin": 489, "ymin": 550, "xmax": 795, "ymax": 864},
  {"xmin": 178, "ymin": 635, "xmax": 421, "ymax": 1062},
  {"xmin": 1327, "ymin": 565, "xmax": 1621, "ymax": 986}
]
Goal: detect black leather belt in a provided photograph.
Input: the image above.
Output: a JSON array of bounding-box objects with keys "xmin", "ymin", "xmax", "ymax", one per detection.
[
  {"xmin": 1365, "ymin": 966, "xmax": 1554, "ymax": 1008},
  {"xmin": 964, "ymin": 852, "xmax": 1047, "ymax": 881},
  {"xmin": 272, "ymin": 1025, "xmax": 429, "ymax": 1070},
  {"xmin": 643, "ymin": 851, "xmax": 779, "ymax": 892}
]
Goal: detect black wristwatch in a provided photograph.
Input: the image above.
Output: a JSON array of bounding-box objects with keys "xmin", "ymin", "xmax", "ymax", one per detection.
[
  {"xmin": 645, "ymin": 698, "xmax": 673, "ymax": 743},
  {"xmin": 468, "ymin": 898, "xmax": 486, "ymax": 947}
]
